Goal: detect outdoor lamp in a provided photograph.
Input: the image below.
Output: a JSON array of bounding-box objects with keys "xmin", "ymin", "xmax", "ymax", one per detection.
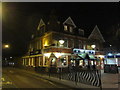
[
  {"xmin": 4, "ymin": 44, "xmax": 10, "ymax": 48},
  {"xmin": 91, "ymin": 45, "xmax": 96, "ymax": 49},
  {"xmin": 59, "ymin": 40, "xmax": 65, "ymax": 45}
]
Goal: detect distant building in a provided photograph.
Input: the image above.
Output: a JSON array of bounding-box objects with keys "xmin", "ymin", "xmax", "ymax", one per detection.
[{"xmin": 22, "ymin": 13, "xmax": 105, "ymax": 71}]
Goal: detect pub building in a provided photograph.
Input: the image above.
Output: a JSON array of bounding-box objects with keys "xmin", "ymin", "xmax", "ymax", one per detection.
[{"xmin": 22, "ymin": 13, "xmax": 105, "ymax": 72}]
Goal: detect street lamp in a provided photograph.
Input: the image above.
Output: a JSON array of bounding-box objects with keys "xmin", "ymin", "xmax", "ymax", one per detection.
[
  {"xmin": 3, "ymin": 44, "xmax": 10, "ymax": 49},
  {"xmin": 110, "ymin": 45, "xmax": 112, "ymax": 47}
]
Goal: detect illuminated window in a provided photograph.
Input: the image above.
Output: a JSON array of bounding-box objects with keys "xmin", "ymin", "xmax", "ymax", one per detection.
[
  {"xmin": 31, "ymin": 58, "xmax": 34, "ymax": 66},
  {"xmin": 38, "ymin": 57, "xmax": 41, "ymax": 66},
  {"xmin": 79, "ymin": 60, "xmax": 83, "ymax": 66},
  {"xmin": 64, "ymin": 25, "xmax": 68, "ymax": 31},
  {"xmin": 51, "ymin": 58, "xmax": 56, "ymax": 66},
  {"xmin": 91, "ymin": 61, "xmax": 94, "ymax": 65},
  {"xmin": 69, "ymin": 27, "xmax": 73, "ymax": 33},
  {"xmin": 29, "ymin": 58, "xmax": 31, "ymax": 66},
  {"xmin": 23, "ymin": 59, "xmax": 24, "ymax": 65}
]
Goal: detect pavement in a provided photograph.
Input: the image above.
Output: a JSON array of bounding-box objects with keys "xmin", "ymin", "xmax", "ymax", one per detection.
[
  {"xmin": 6, "ymin": 67, "xmax": 119, "ymax": 89},
  {"xmin": 2, "ymin": 73, "xmax": 17, "ymax": 88}
]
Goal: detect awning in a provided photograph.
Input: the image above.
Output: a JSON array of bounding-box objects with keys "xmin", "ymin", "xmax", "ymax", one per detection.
[
  {"xmin": 78, "ymin": 53, "xmax": 89, "ymax": 59},
  {"xmin": 89, "ymin": 54, "xmax": 96, "ymax": 60},
  {"xmin": 71, "ymin": 54, "xmax": 83, "ymax": 60},
  {"xmin": 78, "ymin": 53, "xmax": 97, "ymax": 60}
]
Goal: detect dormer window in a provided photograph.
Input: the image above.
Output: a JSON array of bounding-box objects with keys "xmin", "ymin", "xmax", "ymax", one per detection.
[
  {"xmin": 69, "ymin": 26, "xmax": 73, "ymax": 33},
  {"xmin": 78, "ymin": 29, "xmax": 84, "ymax": 36},
  {"xmin": 64, "ymin": 25, "xmax": 68, "ymax": 31}
]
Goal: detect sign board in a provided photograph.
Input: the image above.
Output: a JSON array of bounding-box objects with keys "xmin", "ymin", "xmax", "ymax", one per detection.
[{"xmin": 73, "ymin": 48, "xmax": 95, "ymax": 54}]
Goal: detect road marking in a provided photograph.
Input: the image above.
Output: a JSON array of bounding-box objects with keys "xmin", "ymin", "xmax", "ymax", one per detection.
[{"xmin": 48, "ymin": 81, "xmax": 57, "ymax": 87}]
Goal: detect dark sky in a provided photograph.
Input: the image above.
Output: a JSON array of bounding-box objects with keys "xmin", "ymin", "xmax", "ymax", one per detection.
[{"xmin": 2, "ymin": 2, "xmax": 120, "ymax": 57}]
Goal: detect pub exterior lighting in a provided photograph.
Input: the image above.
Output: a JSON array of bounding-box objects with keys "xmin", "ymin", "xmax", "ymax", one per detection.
[
  {"xmin": 59, "ymin": 40, "xmax": 65, "ymax": 45},
  {"xmin": 10, "ymin": 57, "xmax": 12, "ymax": 59},
  {"xmin": 91, "ymin": 45, "xmax": 96, "ymax": 49}
]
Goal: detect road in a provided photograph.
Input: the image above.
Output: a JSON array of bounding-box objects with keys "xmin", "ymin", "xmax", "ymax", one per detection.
[{"xmin": 2, "ymin": 67, "xmax": 73, "ymax": 89}]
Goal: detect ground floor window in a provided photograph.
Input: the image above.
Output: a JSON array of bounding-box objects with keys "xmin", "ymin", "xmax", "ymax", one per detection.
[
  {"xmin": 70, "ymin": 59, "xmax": 75, "ymax": 66},
  {"xmin": 50, "ymin": 58, "xmax": 56, "ymax": 66},
  {"xmin": 84, "ymin": 59, "xmax": 88, "ymax": 66},
  {"xmin": 79, "ymin": 60, "xmax": 83, "ymax": 66}
]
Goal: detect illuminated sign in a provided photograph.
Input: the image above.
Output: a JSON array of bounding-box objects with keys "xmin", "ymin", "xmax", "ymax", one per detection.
[
  {"xmin": 73, "ymin": 48, "xmax": 95, "ymax": 54},
  {"xmin": 106, "ymin": 53, "xmax": 120, "ymax": 58}
]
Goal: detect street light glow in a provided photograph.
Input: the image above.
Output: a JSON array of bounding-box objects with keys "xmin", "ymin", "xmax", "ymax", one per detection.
[
  {"xmin": 10, "ymin": 57, "xmax": 12, "ymax": 59},
  {"xmin": 4, "ymin": 44, "xmax": 9, "ymax": 48}
]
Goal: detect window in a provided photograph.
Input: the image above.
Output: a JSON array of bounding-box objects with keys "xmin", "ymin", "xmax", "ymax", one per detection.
[
  {"xmin": 63, "ymin": 39, "xmax": 68, "ymax": 48},
  {"xmin": 78, "ymin": 29, "xmax": 84, "ymax": 36},
  {"xmin": 79, "ymin": 40, "xmax": 83, "ymax": 49},
  {"xmin": 69, "ymin": 39, "xmax": 74, "ymax": 48},
  {"xmin": 51, "ymin": 58, "xmax": 56, "ymax": 66},
  {"xmin": 69, "ymin": 27, "xmax": 73, "ymax": 33},
  {"xmin": 64, "ymin": 25, "xmax": 68, "ymax": 31},
  {"xmin": 38, "ymin": 57, "xmax": 42, "ymax": 66},
  {"xmin": 79, "ymin": 60, "xmax": 83, "ymax": 66}
]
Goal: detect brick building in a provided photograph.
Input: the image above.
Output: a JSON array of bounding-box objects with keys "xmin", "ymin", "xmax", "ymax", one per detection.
[{"xmin": 22, "ymin": 14, "xmax": 105, "ymax": 72}]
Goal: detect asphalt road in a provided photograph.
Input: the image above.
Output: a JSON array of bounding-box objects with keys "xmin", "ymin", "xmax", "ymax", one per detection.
[{"xmin": 2, "ymin": 67, "xmax": 73, "ymax": 89}]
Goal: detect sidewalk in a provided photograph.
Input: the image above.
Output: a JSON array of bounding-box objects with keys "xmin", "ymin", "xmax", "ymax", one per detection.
[
  {"xmin": 10, "ymin": 67, "xmax": 119, "ymax": 89},
  {"xmin": 100, "ymin": 70, "xmax": 118, "ymax": 88}
]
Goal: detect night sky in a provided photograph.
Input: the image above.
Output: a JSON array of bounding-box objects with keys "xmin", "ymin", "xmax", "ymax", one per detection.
[{"xmin": 2, "ymin": 2, "xmax": 120, "ymax": 57}]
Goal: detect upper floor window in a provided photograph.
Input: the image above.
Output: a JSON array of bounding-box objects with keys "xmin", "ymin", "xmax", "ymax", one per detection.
[
  {"xmin": 40, "ymin": 25, "xmax": 45, "ymax": 33},
  {"xmin": 78, "ymin": 29, "xmax": 84, "ymax": 36},
  {"xmin": 69, "ymin": 27, "xmax": 73, "ymax": 33},
  {"xmin": 79, "ymin": 40, "xmax": 83, "ymax": 49},
  {"xmin": 64, "ymin": 25, "xmax": 68, "ymax": 31}
]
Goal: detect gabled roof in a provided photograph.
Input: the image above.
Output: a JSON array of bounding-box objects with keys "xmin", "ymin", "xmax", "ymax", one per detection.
[
  {"xmin": 63, "ymin": 17, "xmax": 76, "ymax": 28},
  {"xmin": 88, "ymin": 25, "xmax": 105, "ymax": 42},
  {"xmin": 37, "ymin": 19, "xmax": 45, "ymax": 30}
]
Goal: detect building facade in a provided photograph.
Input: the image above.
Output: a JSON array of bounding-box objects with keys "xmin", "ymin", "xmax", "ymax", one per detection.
[{"xmin": 22, "ymin": 15, "xmax": 105, "ymax": 72}]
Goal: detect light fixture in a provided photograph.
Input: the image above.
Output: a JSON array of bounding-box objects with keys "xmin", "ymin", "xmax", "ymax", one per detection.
[
  {"xmin": 91, "ymin": 45, "xmax": 96, "ymax": 49},
  {"xmin": 54, "ymin": 53, "xmax": 62, "ymax": 58},
  {"xmin": 10, "ymin": 57, "xmax": 12, "ymax": 59},
  {"xmin": 44, "ymin": 53, "xmax": 51, "ymax": 58},
  {"xmin": 108, "ymin": 53, "xmax": 113, "ymax": 56},
  {"xmin": 59, "ymin": 40, "xmax": 65, "ymax": 45},
  {"xmin": 4, "ymin": 44, "xmax": 10, "ymax": 48}
]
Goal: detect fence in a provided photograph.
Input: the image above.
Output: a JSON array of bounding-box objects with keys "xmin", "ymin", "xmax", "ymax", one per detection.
[{"xmin": 39, "ymin": 67, "xmax": 102, "ymax": 89}]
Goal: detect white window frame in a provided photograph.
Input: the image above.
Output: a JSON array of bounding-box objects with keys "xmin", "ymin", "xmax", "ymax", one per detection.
[
  {"xmin": 64, "ymin": 25, "xmax": 68, "ymax": 31},
  {"xmin": 69, "ymin": 26, "xmax": 73, "ymax": 33}
]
